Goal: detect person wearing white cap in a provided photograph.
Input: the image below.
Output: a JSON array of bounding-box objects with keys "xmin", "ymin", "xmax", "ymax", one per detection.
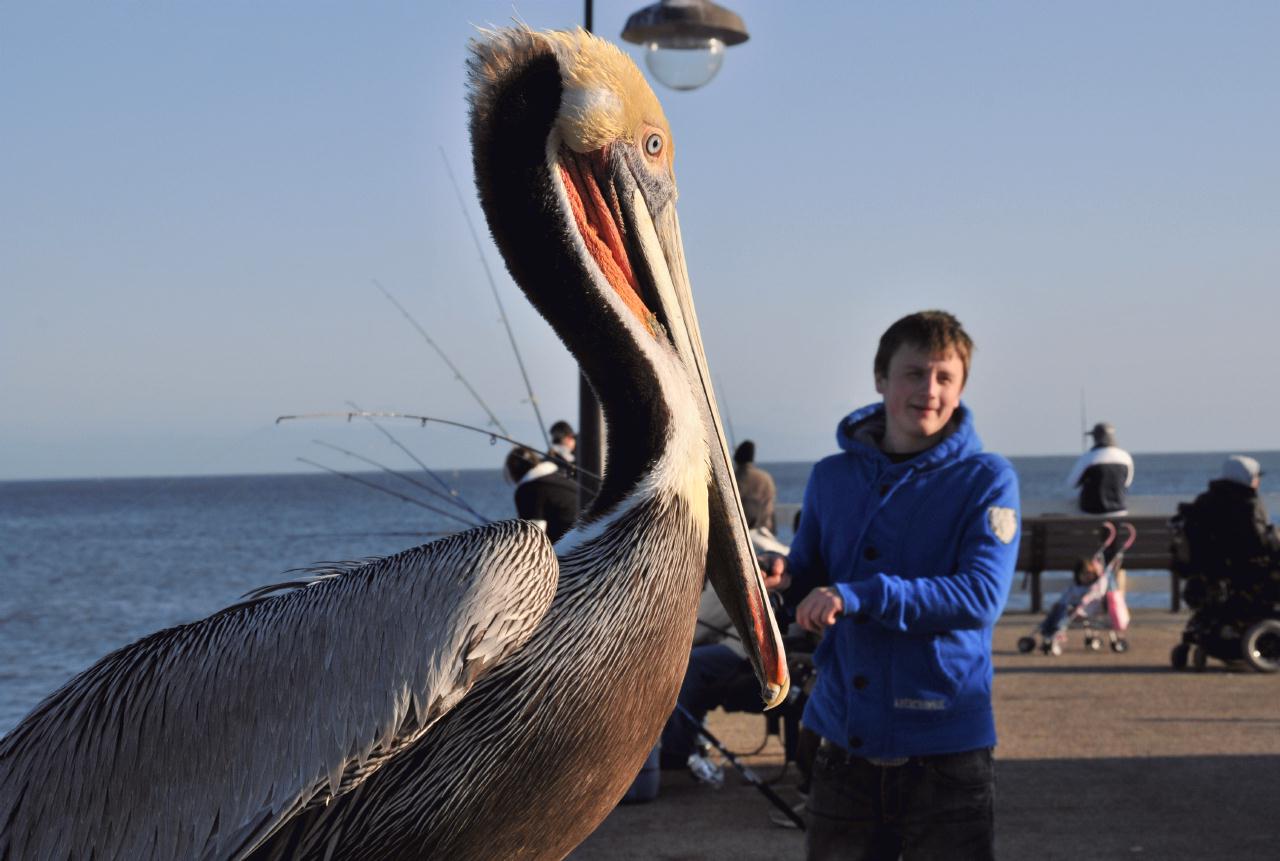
[
  {"xmin": 1065, "ymin": 422, "xmax": 1134, "ymax": 515},
  {"xmin": 1179, "ymin": 455, "xmax": 1280, "ymax": 570}
]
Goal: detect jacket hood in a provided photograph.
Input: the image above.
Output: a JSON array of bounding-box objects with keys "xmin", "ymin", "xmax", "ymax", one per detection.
[
  {"xmin": 836, "ymin": 401, "xmax": 982, "ymax": 472},
  {"xmin": 1208, "ymin": 477, "xmax": 1259, "ymax": 499},
  {"xmin": 517, "ymin": 460, "xmax": 561, "ymax": 486}
]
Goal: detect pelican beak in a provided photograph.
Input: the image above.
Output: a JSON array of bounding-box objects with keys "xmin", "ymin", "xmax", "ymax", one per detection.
[{"xmin": 596, "ymin": 148, "xmax": 791, "ymax": 710}]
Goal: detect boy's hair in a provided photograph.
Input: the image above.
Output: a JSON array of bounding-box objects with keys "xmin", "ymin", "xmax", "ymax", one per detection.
[{"xmin": 873, "ymin": 310, "xmax": 974, "ymax": 383}]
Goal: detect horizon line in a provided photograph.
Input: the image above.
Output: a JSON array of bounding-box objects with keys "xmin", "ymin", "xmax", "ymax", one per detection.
[{"xmin": 5, "ymin": 448, "xmax": 1280, "ymax": 485}]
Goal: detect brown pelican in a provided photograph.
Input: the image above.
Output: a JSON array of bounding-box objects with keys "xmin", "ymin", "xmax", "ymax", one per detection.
[{"xmin": 0, "ymin": 26, "xmax": 787, "ymax": 861}]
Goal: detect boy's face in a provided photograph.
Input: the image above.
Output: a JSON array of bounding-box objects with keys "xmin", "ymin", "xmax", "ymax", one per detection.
[{"xmin": 874, "ymin": 343, "xmax": 966, "ymax": 454}]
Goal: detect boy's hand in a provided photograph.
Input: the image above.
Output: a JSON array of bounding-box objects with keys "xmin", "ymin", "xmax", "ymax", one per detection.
[{"xmin": 796, "ymin": 586, "xmax": 844, "ymax": 633}]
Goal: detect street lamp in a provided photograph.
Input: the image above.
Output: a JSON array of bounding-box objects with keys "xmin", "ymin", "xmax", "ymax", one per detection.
[{"xmin": 621, "ymin": 0, "xmax": 750, "ymax": 91}]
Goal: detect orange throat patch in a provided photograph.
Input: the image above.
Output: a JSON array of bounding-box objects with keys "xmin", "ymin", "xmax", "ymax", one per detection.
[{"xmin": 558, "ymin": 150, "xmax": 654, "ymax": 336}]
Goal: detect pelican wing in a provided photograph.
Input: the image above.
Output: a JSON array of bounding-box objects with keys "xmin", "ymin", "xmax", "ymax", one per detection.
[{"xmin": 0, "ymin": 520, "xmax": 557, "ymax": 861}]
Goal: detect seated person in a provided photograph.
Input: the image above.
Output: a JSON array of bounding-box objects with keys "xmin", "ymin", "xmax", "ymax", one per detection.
[
  {"xmin": 733, "ymin": 440, "xmax": 777, "ymax": 532},
  {"xmin": 1066, "ymin": 422, "xmax": 1134, "ymax": 515},
  {"xmin": 660, "ymin": 542, "xmax": 793, "ymax": 771},
  {"xmin": 1179, "ymin": 455, "xmax": 1280, "ymax": 584},
  {"xmin": 503, "ymin": 446, "xmax": 579, "ymax": 543}
]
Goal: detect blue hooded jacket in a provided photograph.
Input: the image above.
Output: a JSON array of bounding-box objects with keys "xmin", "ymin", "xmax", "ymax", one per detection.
[{"xmin": 787, "ymin": 402, "xmax": 1020, "ymax": 759}]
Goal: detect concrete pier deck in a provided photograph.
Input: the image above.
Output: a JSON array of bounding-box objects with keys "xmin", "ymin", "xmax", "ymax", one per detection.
[{"xmin": 569, "ymin": 610, "xmax": 1279, "ymax": 860}]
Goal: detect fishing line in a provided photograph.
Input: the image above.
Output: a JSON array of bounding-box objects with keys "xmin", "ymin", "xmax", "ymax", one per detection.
[
  {"xmin": 345, "ymin": 400, "xmax": 488, "ymax": 523},
  {"xmin": 371, "ymin": 278, "xmax": 511, "ymax": 437},
  {"xmin": 1080, "ymin": 388, "xmax": 1088, "ymax": 452},
  {"xmin": 310, "ymin": 440, "xmax": 486, "ymax": 528},
  {"xmin": 717, "ymin": 375, "xmax": 737, "ymax": 454},
  {"xmin": 296, "ymin": 457, "xmax": 483, "ymax": 526},
  {"xmin": 695, "ymin": 618, "xmax": 740, "ymax": 641},
  {"xmin": 439, "ymin": 147, "xmax": 551, "ymax": 451},
  {"xmin": 277, "ymin": 411, "xmax": 602, "ymax": 483}
]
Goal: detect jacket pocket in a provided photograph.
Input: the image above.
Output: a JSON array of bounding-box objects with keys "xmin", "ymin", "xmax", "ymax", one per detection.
[
  {"xmin": 934, "ymin": 629, "xmax": 983, "ymax": 695},
  {"xmin": 891, "ymin": 634, "xmax": 957, "ymax": 712}
]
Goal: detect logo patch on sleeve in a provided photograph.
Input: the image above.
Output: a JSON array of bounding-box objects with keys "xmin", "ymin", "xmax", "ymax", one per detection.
[{"xmin": 987, "ymin": 506, "xmax": 1018, "ymax": 544}]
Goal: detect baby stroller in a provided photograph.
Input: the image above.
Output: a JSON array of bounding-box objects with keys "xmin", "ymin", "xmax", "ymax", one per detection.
[
  {"xmin": 1018, "ymin": 521, "xmax": 1134, "ymax": 656},
  {"xmin": 1169, "ymin": 505, "xmax": 1280, "ymax": 672}
]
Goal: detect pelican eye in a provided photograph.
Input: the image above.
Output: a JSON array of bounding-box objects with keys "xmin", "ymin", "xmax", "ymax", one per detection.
[{"xmin": 644, "ymin": 132, "xmax": 664, "ymax": 157}]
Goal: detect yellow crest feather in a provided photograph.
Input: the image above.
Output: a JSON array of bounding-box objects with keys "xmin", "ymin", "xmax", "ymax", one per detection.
[{"xmin": 469, "ymin": 26, "xmax": 672, "ymax": 165}]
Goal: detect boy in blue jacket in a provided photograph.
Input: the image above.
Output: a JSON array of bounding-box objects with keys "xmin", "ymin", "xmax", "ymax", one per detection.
[{"xmin": 787, "ymin": 310, "xmax": 1019, "ymax": 860}]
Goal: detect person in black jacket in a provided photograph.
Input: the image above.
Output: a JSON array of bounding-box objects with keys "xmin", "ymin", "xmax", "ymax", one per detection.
[
  {"xmin": 1181, "ymin": 455, "xmax": 1280, "ymax": 575},
  {"xmin": 1066, "ymin": 422, "xmax": 1134, "ymax": 514},
  {"xmin": 548, "ymin": 420, "xmax": 576, "ymax": 466},
  {"xmin": 503, "ymin": 446, "xmax": 579, "ymax": 543}
]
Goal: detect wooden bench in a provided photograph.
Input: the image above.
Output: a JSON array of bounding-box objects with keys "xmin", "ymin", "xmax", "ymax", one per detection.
[{"xmin": 1016, "ymin": 514, "xmax": 1180, "ymax": 612}]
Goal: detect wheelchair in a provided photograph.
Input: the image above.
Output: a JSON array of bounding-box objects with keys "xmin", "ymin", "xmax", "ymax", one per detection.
[{"xmin": 1169, "ymin": 508, "xmax": 1280, "ymax": 673}]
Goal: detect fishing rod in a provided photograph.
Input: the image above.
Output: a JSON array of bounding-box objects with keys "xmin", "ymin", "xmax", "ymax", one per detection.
[
  {"xmin": 695, "ymin": 618, "xmax": 739, "ymax": 640},
  {"xmin": 372, "ymin": 278, "xmax": 511, "ymax": 438},
  {"xmin": 310, "ymin": 440, "xmax": 486, "ymax": 528},
  {"xmin": 346, "ymin": 400, "xmax": 488, "ymax": 523},
  {"xmin": 1080, "ymin": 388, "xmax": 1088, "ymax": 452},
  {"xmin": 439, "ymin": 147, "xmax": 551, "ymax": 451},
  {"xmin": 673, "ymin": 703, "xmax": 807, "ymax": 830},
  {"xmin": 276, "ymin": 411, "xmax": 603, "ymax": 484},
  {"xmin": 716, "ymin": 375, "xmax": 737, "ymax": 454},
  {"xmin": 296, "ymin": 457, "xmax": 478, "ymax": 526}
]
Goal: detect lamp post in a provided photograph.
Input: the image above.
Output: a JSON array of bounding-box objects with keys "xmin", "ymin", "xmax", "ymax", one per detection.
[{"xmin": 576, "ymin": 0, "xmax": 749, "ymax": 509}]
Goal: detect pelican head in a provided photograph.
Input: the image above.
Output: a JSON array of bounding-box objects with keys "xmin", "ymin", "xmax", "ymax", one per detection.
[{"xmin": 468, "ymin": 27, "xmax": 788, "ymax": 708}]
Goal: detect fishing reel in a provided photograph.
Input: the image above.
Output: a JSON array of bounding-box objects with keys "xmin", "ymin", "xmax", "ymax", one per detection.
[{"xmin": 782, "ymin": 635, "xmax": 817, "ymax": 707}]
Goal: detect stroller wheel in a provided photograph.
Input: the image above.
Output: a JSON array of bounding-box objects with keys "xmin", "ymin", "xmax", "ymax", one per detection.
[
  {"xmin": 1190, "ymin": 644, "xmax": 1207, "ymax": 672},
  {"xmin": 1016, "ymin": 636, "xmax": 1036, "ymax": 654},
  {"xmin": 1086, "ymin": 636, "xmax": 1102, "ymax": 652},
  {"xmin": 1111, "ymin": 638, "xmax": 1129, "ymax": 654},
  {"xmin": 1241, "ymin": 619, "xmax": 1280, "ymax": 673},
  {"xmin": 1170, "ymin": 643, "xmax": 1189, "ymax": 670}
]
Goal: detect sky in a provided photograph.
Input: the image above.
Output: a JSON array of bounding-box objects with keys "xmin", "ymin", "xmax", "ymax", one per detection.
[{"xmin": 2, "ymin": 1, "xmax": 1278, "ymax": 481}]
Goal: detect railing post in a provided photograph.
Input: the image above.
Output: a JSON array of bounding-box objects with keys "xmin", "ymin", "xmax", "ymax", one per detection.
[{"xmin": 1029, "ymin": 521, "xmax": 1046, "ymax": 614}]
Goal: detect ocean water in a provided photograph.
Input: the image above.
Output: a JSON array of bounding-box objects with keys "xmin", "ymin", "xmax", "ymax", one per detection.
[{"xmin": 3, "ymin": 450, "xmax": 1278, "ymax": 734}]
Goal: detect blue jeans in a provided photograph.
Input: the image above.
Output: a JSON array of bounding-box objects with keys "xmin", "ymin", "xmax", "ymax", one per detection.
[
  {"xmin": 1038, "ymin": 601, "xmax": 1071, "ymax": 638},
  {"xmin": 659, "ymin": 643, "xmax": 763, "ymax": 768},
  {"xmin": 806, "ymin": 742, "xmax": 995, "ymax": 861}
]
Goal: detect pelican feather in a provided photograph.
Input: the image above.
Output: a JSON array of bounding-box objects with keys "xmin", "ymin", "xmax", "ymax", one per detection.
[{"xmin": 0, "ymin": 521, "xmax": 556, "ymax": 860}]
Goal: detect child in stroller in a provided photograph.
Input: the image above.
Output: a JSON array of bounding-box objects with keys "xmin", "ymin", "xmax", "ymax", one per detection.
[{"xmin": 1018, "ymin": 522, "xmax": 1133, "ymax": 656}]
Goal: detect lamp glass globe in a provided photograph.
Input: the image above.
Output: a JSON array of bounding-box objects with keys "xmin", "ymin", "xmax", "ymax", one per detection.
[{"xmin": 644, "ymin": 36, "xmax": 725, "ymax": 91}]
